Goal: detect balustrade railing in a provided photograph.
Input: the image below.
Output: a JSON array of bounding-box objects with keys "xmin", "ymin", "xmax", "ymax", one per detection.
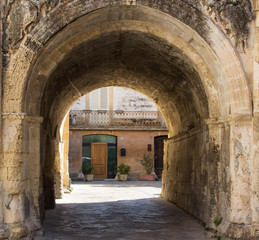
[{"xmin": 69, "ymin": 110, "xmax": 167, "ymax": 128}]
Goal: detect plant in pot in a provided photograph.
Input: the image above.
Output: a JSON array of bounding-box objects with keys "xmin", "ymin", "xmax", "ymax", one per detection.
[
  {"xmin": 81, "ymin": 161, "xmax": 95, "ymax": 181},
  {"xmin": 116, "ymin": 163, "xmax": 131, "ymax": 181},
  {"xmin": 139, "ymin": 154, "xmax": 156, "ymax": 181}
]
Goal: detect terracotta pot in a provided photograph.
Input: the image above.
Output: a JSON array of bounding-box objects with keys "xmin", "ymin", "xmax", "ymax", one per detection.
[
  {"xmin": 118, "ymin": 174, "xmax": 128, "ymax": 181},
  {"xmin": 85, "ymin": 174, "xmax": 94, "ymax": 181},
  {"xmin": 139, "ymin": 174, "xmax": 156, "ymax": 181}
]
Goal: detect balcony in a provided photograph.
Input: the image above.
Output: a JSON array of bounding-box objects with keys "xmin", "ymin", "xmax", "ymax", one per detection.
[{"xmin": 69, "ymin": 110, "xmax": 167, "ymax": 130}]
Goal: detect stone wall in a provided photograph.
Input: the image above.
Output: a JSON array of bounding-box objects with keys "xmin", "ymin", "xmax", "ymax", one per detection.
[
  {"xmin": 162, "ymin": 117, "xmax": 256, "ymax": 238},
  {"xmin": 0, "ymin": 0, "xmax": 257, "ymax": 239},
  {"xmin": 162, "ymin": 128, "xmax": 212, "ymax": 226}
]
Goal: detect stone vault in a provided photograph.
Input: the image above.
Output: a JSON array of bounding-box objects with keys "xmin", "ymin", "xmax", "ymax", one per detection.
[{"xmin": 1, "ymin": 0, "xmax": 259, "ymax": 239}]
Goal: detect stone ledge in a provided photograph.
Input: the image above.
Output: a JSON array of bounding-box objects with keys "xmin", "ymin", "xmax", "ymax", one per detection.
[
  {"xmin": 206, "ymin": 114, "xmax": 253, "ymax": 126},
  {"xmin": 1, "ymin": 113, "xmax": 43, "ymax": 124},
  {"xmin": 166, "ymin": 127, "xmax": 202, "ymax": 143}
]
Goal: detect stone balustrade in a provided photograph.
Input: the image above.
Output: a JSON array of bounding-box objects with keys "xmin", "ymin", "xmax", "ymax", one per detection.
[{"xmin": 69, "ymin": 110, "xmax": 167, "ymax": 129}]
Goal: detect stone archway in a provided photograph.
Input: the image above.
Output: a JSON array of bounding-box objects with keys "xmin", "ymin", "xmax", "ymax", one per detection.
[{"xmin": 1, "ymin": 1, "xmax": 256, "ymax": 239}]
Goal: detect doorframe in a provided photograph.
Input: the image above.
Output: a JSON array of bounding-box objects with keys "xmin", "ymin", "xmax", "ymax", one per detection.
[
  {"xmin": 154, "ymin": 135, "xmax": 168, "ymax": 178},
  {"xmin": 91, "ymin": 142, "xmax": 108, "ymax": 179},
  {"xmin": 82, "ymin": 134, "xmax": 118, "ymax": 178}
]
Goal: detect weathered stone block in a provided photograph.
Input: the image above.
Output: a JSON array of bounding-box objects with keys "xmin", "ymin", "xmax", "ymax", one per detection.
[
  {"xmin": 10, "ymin": 224, "xmax": 28, "ymax": 238},
  {"xmin": 0, "ymin": 226, "xmax": 9, "ymax": 239},
  {"xmin": 3, "ymin": 180, "xmax": 26, "ymax": 195},
  {"xmin": 4, "ymin": 209, "xmax": 22, "ymax": 224},
  {"xmin": 226, "ymin": 222, "xmax": 253, "ymax": 239},
  {"xmin": 3, "ymin": 153, "xmax": 24, "ymax": 166},
  {"xmin": 7, "ymin": 166, "xmax": 26, "ymax": 181},
  {"xmin": 0, "ymin": 168, "xmax": 7, "ymax": 181}
]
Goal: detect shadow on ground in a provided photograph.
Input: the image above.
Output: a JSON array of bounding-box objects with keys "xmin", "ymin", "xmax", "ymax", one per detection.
[{"xmin": 40, "ymin": 181, "xmax": 210, "ymax": 240}]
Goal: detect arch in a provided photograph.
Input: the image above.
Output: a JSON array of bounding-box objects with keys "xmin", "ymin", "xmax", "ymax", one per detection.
[
  {"xmin": 2, "ymin": 5, "xmax": 250, "ymax": 119},
  {"xmin": 23, "ymin": 2, "xmax": 251, "ymax": 231},
  {"xmin": 19, "ymin": 3, "xmax": 251, "ymax": 134},
  {"xmin": 1, "ymin": 2, "xmax": 254, "ymax": 239}
]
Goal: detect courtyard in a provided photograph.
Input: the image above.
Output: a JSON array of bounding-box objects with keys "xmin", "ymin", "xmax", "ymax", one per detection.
[{"xmin": 41, "ymin": 181, "xmax": 210, "ymax": 240}]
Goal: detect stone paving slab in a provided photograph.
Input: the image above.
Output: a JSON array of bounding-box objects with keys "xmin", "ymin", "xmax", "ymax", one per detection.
[{"xmin": 40, "ymin": 180, "xmax": 212, "ymax": 240}]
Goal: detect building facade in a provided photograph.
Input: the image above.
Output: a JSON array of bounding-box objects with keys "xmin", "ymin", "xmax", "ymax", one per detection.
[{"xmin": 69, "ymin": 87, "xmax": 168, "ymax": 179}]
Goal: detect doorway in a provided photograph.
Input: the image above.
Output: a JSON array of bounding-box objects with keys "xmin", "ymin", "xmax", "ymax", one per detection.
[
  {"xmin": 91, "ymin": 143, "xmax": 108, "ymax": 179},
  {"xmin": 154, "ymin": 135, "xmax": 168, "ymax": 178},
  {"xmin": 82, "ymin": 134, "xmax": 117, "ymax": 178}
]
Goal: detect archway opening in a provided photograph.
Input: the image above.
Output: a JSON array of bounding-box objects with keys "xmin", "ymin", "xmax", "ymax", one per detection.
[
  {"xmin": 22, "ymin": 5, "xmax": 243, "ymax": 233},
  {"xmin": 68, "ymin": 87, "xmax": 168, "ymax": 181},
  {"xmin": 36, "ymin": 28, "xmax": 210, "ymax": 224}
]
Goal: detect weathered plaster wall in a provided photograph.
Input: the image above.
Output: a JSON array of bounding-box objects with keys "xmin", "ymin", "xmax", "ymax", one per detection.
[{"xmin": 69, "ymin": 129, "xmax": 168, "ymax": 179}]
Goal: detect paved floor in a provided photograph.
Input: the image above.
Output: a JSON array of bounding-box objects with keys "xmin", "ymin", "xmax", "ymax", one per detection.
[{"xmin": 41, "ymin": 180, "xmax": 211, "ymax": 240}]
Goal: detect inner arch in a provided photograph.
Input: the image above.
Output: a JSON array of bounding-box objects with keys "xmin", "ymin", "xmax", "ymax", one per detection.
[
  {"xmin": 41, "ymin": 30, "xmax": 208, "ymax": 138},
  {"xmin": 20, "ymin": 4, "xmax": 251, "ymax": 234}
]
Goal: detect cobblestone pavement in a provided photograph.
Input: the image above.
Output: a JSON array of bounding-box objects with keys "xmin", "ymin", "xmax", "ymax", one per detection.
[{"xmin": 41, "ymin": 180, "xmax": 211, "ymax": 240}]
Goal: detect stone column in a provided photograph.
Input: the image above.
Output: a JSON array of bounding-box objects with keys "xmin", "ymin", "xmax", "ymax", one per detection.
[
  {"xmin": 225, "ymin": 115, "xmax": 253, "ymax": 238},
  {"xmin": 109, "ymin": 87, "xmax": 114, "ymax": 111},
  {"xmin": 0, "ymin": 113, "xmax": 43, "ymax": 239},
  {"xmin": 54, "ymin": 113, "xmax": 70, "ymax": 198},
  {"xmin": 252, "ymin": 113, "xmax": 259, "ymax": 236},
  {"xmin": 54, "ymin": 140, "xmax": 63, "ymax": 199},
  {"xmin": 62, "ymin": 114, "xmax": 70, "ymax": 188},
  {"xmin": 253, "ymin": 0, "xmax": 259, "ymax": 111},
  {"xmin": 206, "ymin": 119, "xmax": 229, "ymax": 231},
  {"xmin": 24, "ymin": 115, "xmax": 43, "ymax": 235},
  {"xmin": 0, "ymin": 3, "xmax": 4, "ymax": 238},
  {"xmin": 85, "ymin": 93, "xmax": 90, "ymax": 110},
  {"xmin": 253, "ymin": 1, "xmax": 259, "ymax": 236},
  {"xmin": 207, "ymin": 116, "xmax": 254, "ymax": 238}
]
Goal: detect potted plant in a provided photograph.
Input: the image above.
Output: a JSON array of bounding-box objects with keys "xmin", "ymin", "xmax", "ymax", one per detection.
[
  {"xmin": 81, "ymin": 161, "xmax": 95, "ymax": 181},
  {"xmin": 116, "ymin": 163, "xmax": 131, "ymax": 181},
  {"xmin": 139, "ymin": 154, "xmax": 156, "ymax": 181}
]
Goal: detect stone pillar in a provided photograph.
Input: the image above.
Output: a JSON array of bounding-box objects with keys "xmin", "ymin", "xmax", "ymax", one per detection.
[
  {"xmin": 0, "ymin": 4, "xmax": 4, "ymax": 237},
  {"xmin": 252, "ymin": 113, "xmax": 259, "ymax": 236},
  {"xmin": 24, "ymin": 115, "xmax": 43, "ymax": 235},
  {"xmin": 0, "ymin": 113, "xmax": 43, "ymax": 239},
  {"xmin": 207, "ymin": 116, "xmax": 254, "ymax": 238},
  {"xmin": 62, "ymin": 114, "xmax": 70, "ymax": 188},
  {"xmin": 85, "ymin": 93, "xmax": 90, "ymax": 110},
  {"xmin": 253, "ymin": 2, "xmax": 259, "ymax": 236},
  {"xmin": 109, "ymin": 87, "xmax": 114, "ymax": 111},
  {"xmin": 253, "ymin": 0, "xmax": 259, "ymax": 111},
  {"xmin": 1, "ymin": 113, "xmax": 29, "ymax": 239},
  {"xmin": 225, "ymin": 115, "xmax": 253, "ymax": 238},
  {"xmin": 54, "ymin": 113, "xmax": 70, "ymax": 198},
  {"xmin": 206, "ymin": 119, "xmax": 229, "ymax": 231},
  {"xmin": 54, "ymin": 140, "xmax": 63, "ymax": 199},
  {"xmin": 253, "ymin": 0, "xmax": 259, "ymax": 116}
]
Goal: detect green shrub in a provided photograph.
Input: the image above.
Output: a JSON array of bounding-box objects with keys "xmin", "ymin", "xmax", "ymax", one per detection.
[
  {"xmin": 214, "ymin": 217, "xmax": 223, "ymax": 227},
  {"xmin": 115, "ymin": 163, "xmax": 131, "ymax": 175},
  {"xmin": 81, "ymin": 161, "xmax": 94, "ymax": 175},
  {"xmin": 140, "ymin": 154, "xmax": 154, "ymax": 174}
]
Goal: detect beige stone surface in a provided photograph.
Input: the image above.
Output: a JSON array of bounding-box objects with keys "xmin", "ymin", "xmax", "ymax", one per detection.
[
  {"xmin": 10, "ymin": 224, "xmax": 28, "ymax": 238},
  {"xmin": 0, "ymin": 1, "xmax": 258, "ymax": 239},
  {"xmin": 62, "ymin": 114, "xmax": 70, "ymax": 187}
]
